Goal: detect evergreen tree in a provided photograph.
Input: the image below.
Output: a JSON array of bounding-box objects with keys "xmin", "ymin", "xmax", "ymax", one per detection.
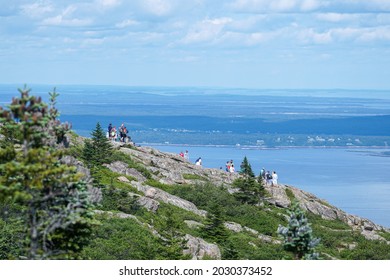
[
  {"xmin": 239, "ymin": 156, "xmax": 255, "ymax": 178},
  {"xmin": 201, "ymin": 202, "xmax": 229, "ymax": 244},
  {"xmin": 277, "ymin": 201, "xmax": 321, "ymax": 260},
  {"xmin": 83, "ymin": 122, "xmax": 113, "ymax": 166},
  {"xmin": 234, "ymin": 157, "xmax": 261, "ymax": 205},
  {"xmin": 156, "ymin": 208, "xmax": 189, "ymax": 260},
  {"xmin": 0, "ymin": 87, "xmax": 95, "ymax": 259}
]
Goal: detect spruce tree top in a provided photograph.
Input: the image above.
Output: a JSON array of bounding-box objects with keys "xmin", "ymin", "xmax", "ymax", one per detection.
[{"xmin": 239, "ymin": 156, "xmax": 255, "ymax": 178}]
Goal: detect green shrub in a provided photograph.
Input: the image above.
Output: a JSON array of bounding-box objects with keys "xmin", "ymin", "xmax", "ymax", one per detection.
[{"xmin": 81, "ymin": 216, "xmax": 164, "ymax": 260}]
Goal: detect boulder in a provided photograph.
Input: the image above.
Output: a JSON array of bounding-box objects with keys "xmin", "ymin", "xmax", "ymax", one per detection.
[
  {"xmin": 224, "ymin": 222, "xmax": 243, "ymax": 233},
  {"xmin": 131, "ymin": 181, "xmax": 207, "ymax": 217},
  {"xmin": 183, "ymin": 234, "xmax": 221, "ymax": 260},
  {"xmin": 118, "ymin": 176, "xmax": 130, "ymax": 183},
  {"xmin": 137, "ymin": 196, "xmax": 160, "ymax": 212},
  {"xmin": 184, "ymin": 220, "xmax": 203, "ymax": 229},
  {"xmin": 104, "ymin": 161, "xmax": 147, "ymax": 182}
]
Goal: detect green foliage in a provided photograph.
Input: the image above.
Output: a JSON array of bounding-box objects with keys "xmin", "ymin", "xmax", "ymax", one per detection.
[
  {"xmin": 378, "ymin": 231, "xmax": 390, "ymax": 241},
  {"xmin": 81, "ymin": 216, "xmax": 165, "ymax": 260},
  {"xmin": 285, "ymin": 188, "xmax": 295, "ymax": 202},
  {"xmin": 340, "ymin": 239, "xmax": 390, "ymax": 260},
  {"xmin": 277, "ymin": 201, "xmax": 321, "ymax": 260},
  {"xmin": 233, "ymin": 177, "xmax": 260, "ymax": 205},
  {"xmin": 169, "ymin": 183, "xmax": 284, "ymax": 236},
  {"xmin": 154, "ymin": 207, "xmax": 190, "ymax": 260},
  {"xmin": 233, "ymin": 157, "xmax": 265, "ymax": 205},
  {"xmin": 200, "ymin": 202, "xmax": 230, "ymax": 244},
  {"xmin": 82, "ymin": 122, "xmax": 113, "ymax": 167},
  {"xmin": 0, "ymin": 87, "xmax": 95, "ymax": 259},
  {"xmin": 227, "ymin": 233, "xmax": 286, "ymax": 260},
  {"xmin": 182, "ymin": 173, "xmax": 207, "ymax": 181},
  {"xmin": 239, "ymin": 156, "xmax": 255, "ymax": 177},
  {"xmin": 0, "ymin": 202, "xmax": 26, "ymax": 259},
  {"xmin": 110, "ymin": 150, "xmax": 153, "ymax": 180},
  {"xmin": 227, "ymin": 204, "xmax": 285, "ymax": 236},
  {"xmin": 98, "ymin": 187, "xmax": 143, "ymax": 216}
]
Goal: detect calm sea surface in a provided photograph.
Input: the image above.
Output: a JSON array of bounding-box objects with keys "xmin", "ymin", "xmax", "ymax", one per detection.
[{"xmin": 148, "ymin": 145, "xmax": 390, "ymax": 228}]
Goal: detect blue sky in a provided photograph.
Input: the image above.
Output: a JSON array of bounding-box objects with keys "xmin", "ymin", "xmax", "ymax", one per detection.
[{"xmin": 1, "ymin": 0, "xmax": 390, "ymax": 89}]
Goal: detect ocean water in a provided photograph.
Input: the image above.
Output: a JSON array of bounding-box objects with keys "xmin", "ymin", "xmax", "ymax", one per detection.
[{"xmin": 149, "ymin": 145, "xmax": 390, "ymax": 228}]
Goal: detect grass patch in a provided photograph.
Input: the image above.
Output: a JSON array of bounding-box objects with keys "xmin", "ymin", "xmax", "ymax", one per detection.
[
  {"xmin": 378, "ymin": 231, "xmax": 390, "ymax": 241},
  {"xmin": 284, "ymin": 188, "xmax": 295, "ymax": 202},
  {"xmin": 95, "ymin": 167, "xmax": 138, "ymax": 191},
  {"xmin": 144, "ymin": 179, "xmax": 179, "ymax": 193},
  {"xmin": 183, "ymin": 173, "xmax": 207, "ymax": 181}
]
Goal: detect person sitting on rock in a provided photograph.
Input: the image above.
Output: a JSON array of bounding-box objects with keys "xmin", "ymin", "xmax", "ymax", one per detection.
[{"xmin": 195, "ymin": 157, "xmax": 202, "ymax": 166}]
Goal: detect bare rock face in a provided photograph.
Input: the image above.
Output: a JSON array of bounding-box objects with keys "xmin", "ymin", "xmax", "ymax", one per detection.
[
  {"xmin": 184, "ymin": 220, "xmax": 203, "ymax": 229},
  {"xmin": 137, "ymin": 196, "xmax": 160, "ymax": 213},
  {"xmin": 264, "ymin": 184, "xmax": 291, "ymax": 208},
  {"xmin": 61, "ymin": 155, "xmax": 91, "ymax": 182},
  {"xmin": 104, "ymin": 161, "xmax": 147, "ymax": 182},
  {"xmin": 118, "ymin": 176, "xmax": 130, "ymax": 183},
  {"xmin": 224, "ymin": 222, "xmax": 243, "ymax": 233},
  {"xmin": 183, "ymin": 234, "xmax": 221, "ymax": 260},
  {"xmin": 131, "ymin": 181, "xmax": 207, "ymax": 217},
  {"xmin": 60, "ymin": 155, "xmax": 102, "ymax": 203},
  {"xmin": 119, "ymin": 146, "xmax": 240, "ymax": 187},
  {"xmin": 145, "ymin": 187, "xmax": 157, "ymax": 198},
  {"xmin": 87, "ymin": 186, "xmax": 103, "ymax": 204},
  {"xmin": 270, "ymin": 184, "xmax": 390, "ymax": 239}
]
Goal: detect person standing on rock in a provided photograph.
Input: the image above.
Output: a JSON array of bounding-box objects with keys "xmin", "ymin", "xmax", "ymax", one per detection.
[
  {"xmin": 184, "ymin": 150, "xmax": 189, "ymax": 161},
  {"xmin": 272, "ymin": 171, "xmax": 278, "ymax": 186},
  {"xmin": 260, "ymin": 168, "xmax": 266, "ymax": 179},
  {"xmin": 107, "ymin": 123, "xmax": 112, "ymax": 138},
  {"xmin": 265, "ymin": 171, "xmax": 272, "ymax": 186}
]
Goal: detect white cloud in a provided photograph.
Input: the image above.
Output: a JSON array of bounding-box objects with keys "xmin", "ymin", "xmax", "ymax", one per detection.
[
  {"xmin": 230, "ymin": 0, "xmax": 390, "ymax": 13},
  {"xmin": 21, "ymin": 0, "xmax": 54, "ymax": 18},
  {"xmin": 141, "ymin": 0, "xmax": 174, "ymax": 16},
  {"xmin": 230, "ymin": 0, "xmax": 325, "ymax": 13},
  {"xmin": 41, "ymin": 5, "xmax": 92, "ymax": 27},
  {"xmin": 116, "ymin": 19, "xmax": 139, "ymax": 28},
  {"xmin": 317, "ymin": 13, "xmax": 360, "ymax": 22},
  {"xmin": 357, "ymin": 26, "xmax": 390, "ymax": 42},
  {"xmin": 97, "ymin": 0, "xmax": 122, "ymax": 8},
  {"xmin": 298, "ymin": 28, "xmax": 333, "ymax": 44},
  {"xmin": 181, "ymin": 17, "xmax": 233, "ymax": 44}
]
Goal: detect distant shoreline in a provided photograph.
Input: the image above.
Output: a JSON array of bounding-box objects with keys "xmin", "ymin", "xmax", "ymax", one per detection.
[{"xmin": 140, "ymin": 142, "xmax": 390, "ymax": 150}]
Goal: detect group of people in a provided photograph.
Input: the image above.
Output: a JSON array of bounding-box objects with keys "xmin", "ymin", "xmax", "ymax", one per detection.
[
  {"xmin": 225, "ymin": 160, "xmax": 235, "ymax": 173},
  {"xmin": 107, "ymin": 123, "xmax": 131, "ymax": 143},
  {"xmin": 179, "ymin": 150, "xmax": 190, "ymax": 161},
  {"xmin": 260, "ymin": 168, "xmax": 278, "ymax": 186}
]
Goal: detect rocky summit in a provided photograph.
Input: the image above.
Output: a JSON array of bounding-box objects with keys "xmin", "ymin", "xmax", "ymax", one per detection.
[{"xmin": 63, "ymin": 137, "xmax": 390, "ymax": 260}]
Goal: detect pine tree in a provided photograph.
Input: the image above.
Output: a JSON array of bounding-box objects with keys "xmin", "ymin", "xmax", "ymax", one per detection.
[
  {"xmin": 234, "ymin": 157, "xmax": 261, "ymax": 205},
  {"xmin": 0, "ymin": 87, "xmax": 95, "ymax": 259},
  {"xmin": 277, "ymin": 201, "xmax": 321, "ymax": 260},
  {"xmin": 201, "ymin": 202, "xmax": 230, "ymax": 244},
  {"xmin": 83, "ymin": 122, "xmax": 113, "ymax": 167},
  {"xmin": 239, "ymin": 156, "xmax": 255, "ymax": 178},
  {"xmin": 156, "ymin": 208, "xmax": 189, "ymax": 260}
]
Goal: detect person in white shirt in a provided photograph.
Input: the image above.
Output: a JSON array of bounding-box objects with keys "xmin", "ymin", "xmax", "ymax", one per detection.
[{"xmin": 272, "ymin": 171, "xmax": 278, "ymax": 186}]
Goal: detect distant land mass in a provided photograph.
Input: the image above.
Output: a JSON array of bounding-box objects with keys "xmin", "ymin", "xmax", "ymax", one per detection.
[{"xmin": 1, "ymin": 85, "xmax": 390, "ymax": 147}]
